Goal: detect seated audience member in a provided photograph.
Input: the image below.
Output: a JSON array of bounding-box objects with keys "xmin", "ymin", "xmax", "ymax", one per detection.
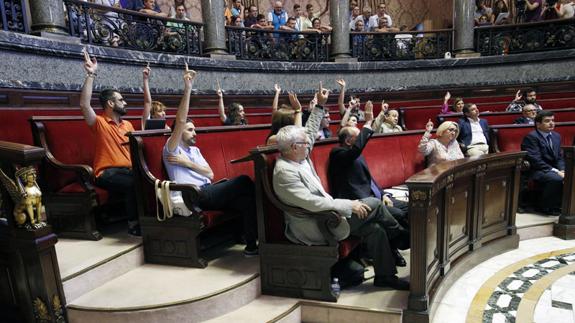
[
  {"xmin": 349, "ymin": 6, "xmax": 362, "ymax": 30},
  {"xmin": 373, "ymin": 101, "xmax": 402, "ymax": 133},
  {"xmin": 340, "ymin": 107, "xmax": 360, "ymax": 129},
  {"xmin": 441, "ymin": 91, "xmax": 465, "ymax": 114},
  {"xmin": 273, "ymin": 83, "xmax": 409, "ymax": 290},
  {"xmin": 266, "ymin": 84, "xmax": 303, "ymax": 144},
  {"xmin": 492, "ymin": 0, "xmax": 510, "ymax": 24},
  {"xmin": 373, "ymin": 17, "xmax": 399, "ymax": 32},
  {"xmin": 524, "ymin": 0, "xmax": 543, "ymax": 22},
  {"xmin": 521, "ymin": 110, "xmax": 565, "ymax": 215},
  {"xmin": 368, "ymin": 2, "xmax": 392, "ymax": 31},
  {"xmin": 268, "ymin": 1, "xmax": 289, "ymax": 30},
  {"xmin": 419, "ymin": 120, "xmax": 464, "ymax": 166},
  {"xmin": 457, "ymin": 103, "xmax": 490, "ymax": 157},
  {"xmin": 163, "ymin": 66, "xmax": 258, "ymax": 256},
  {"xmin": 80, "ymin": 50, "xmax": 140, "ymax": 235},
  {"xmin": 507, "ymin": 88, "xmax": 543, "ymax": 112},
  {"xmin": 337, "ymin": 79, "xmax": 364, "ymax": 121},
  {"xmin": 139, "ymin": 0, "xmax": 167, "ymax": 17},
  {"xmin": 141, "ymin": 63, "xmax": 170, "ymax": 130},
  {"xmin": 244, "ymin": 5, "xmax": 259, "ymax": 27},
  {"xmin": 309, "ymin": 18, "xmax": 332, "ymax": 32},
  {"xmin": 216, "ymin": 82, "xmax": 247, "ymax": 125},
  {"xmin": 474, "ymin": 0, "xmax": 493, "ymax": 25},
  {"xmin": 514, "ymin": 104, "xmax": 537, "ymax": 125}
]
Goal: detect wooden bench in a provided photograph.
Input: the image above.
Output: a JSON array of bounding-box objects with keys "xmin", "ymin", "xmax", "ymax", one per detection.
[
  {"xmin": 250, "ymin": 130, "xmax": 427, "ymax": 302},
  {"xmin": 489, "ymin": 122, "xmax": 575, "ymax": 153},
  {"xmin": 128, "ymin": 124, "xmax": 272, "ymax": 267}
]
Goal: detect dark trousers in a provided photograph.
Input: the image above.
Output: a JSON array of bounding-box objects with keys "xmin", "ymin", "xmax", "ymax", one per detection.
[
  {"xmin": 95, "ymin": 167, "xmax": 137, "ymax": 225},
  {"xmin": 388, "ymin": 197, "xmax": 409, "ymax": 229},
  {"xmin": 348, "ymin": 197, "xmax": 400, "ymax": 276},
  {"xmin": 532, "ymin": 170, "xmax": 563, "ymax": 210},
  {"xmin": 198, "ymin": 175, "xmax": 257, "ymax": 245}
]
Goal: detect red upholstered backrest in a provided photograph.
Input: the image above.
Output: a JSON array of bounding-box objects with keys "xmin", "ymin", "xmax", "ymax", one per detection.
[
  {"xmin": 556, "ymin": 124, "xmax": 575, "ymax": 146},
  {"xmin": 492, "ymin": 123, "xmax": 575, "ymax": 152},
  {"xmin": 310, "ymin": 143, "xmax": 337, "ymax": 192},
  {"xmin": 195, "ymin": 134, "xmax": 226, "ymax": 181},
  {"xmin": 141, "ymin": 135, "xmax": 169, "ymax": 181},
  {"xmin": 261, "ymin": 153, "xmax": 290, "ymax": 243},
  {"xmin": 220, "ymin": 128, "xmax": 269, "ymax": 180}
]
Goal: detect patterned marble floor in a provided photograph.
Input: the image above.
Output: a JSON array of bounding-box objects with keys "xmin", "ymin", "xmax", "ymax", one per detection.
[{"xmin": 433, "ymin": 237, "xmax": 575, "ymax": 323}]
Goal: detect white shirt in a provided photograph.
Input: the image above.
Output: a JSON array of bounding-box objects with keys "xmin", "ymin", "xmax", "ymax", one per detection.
[
  {"xmin": 468, "ymin": 118, "xmax": 488, "ymax": 146},
  {"xmin": 367, "ymin": 13, "xmax": 392, "ymax": 31}
]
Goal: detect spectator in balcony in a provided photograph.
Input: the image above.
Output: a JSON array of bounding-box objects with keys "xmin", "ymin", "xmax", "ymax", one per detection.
[
  {"xmin": 166, "ymin": 3, "xmax": 189, "ymax": 32},
  {"xmin": 268, "ymin": 1, "xmax": 289, "ymax": 30},
  {"xmin": 457, "ymin": 103, "xmax": 490, "ymax": 157},
  {"xmin": 373, "ymin": 101, "xmax": 403, "ymax": 133},
  {"xmin": 306, "ymin": 3, "xmax": 328, "ymax": 21},
  {"xmin": 492, "ymin": 0, "xmax": 510, "ymax": 25},
  {"xmin": 368, "ymin": 3, "xmax": 392, "ymax": 31},
  {"xmin": 293, "ymin": 4, "xmax": 307, "ymax": 31},
  {"xmin": 373, "ymin": 17, "xmax": 399, "ymax": 32},
  {"xmin": 139, "ymin": 0, "xmax": 167, "ymax": 16},
  {"xmin": 91, "ymin": 0, "xmax": 121, "ymax": 46},
  {"xmin": 558, "ymin": 0, "xmax": 575, "ymax": 18},
  {"xmin": 514, "ymin": 104, "xmax": 538, "ymax": 125},
  {"xmin": 351, "ymin": 20, "xmax": 368, "ymax": 50},
  {"xmin": 244, "ymin": 5, "xmax": 259, "ymax": 27},
  {"xmin": 141, "ymin": 64, "xmax": 170, "ymax": 130},
  {"xmin": 507, "ymin": 88, "xmax": 543, "ymax": 112},
  {"xmin": 524, "ymin": 0, "xmax": 543, "ymax": 22},
  {"xmin": 80, "ymin": 50, "xmax": 140, "ymax": 236},
  {"xmin": 361, "ymin": 7, "xmax": 372, "ymax": 28},
  {"xmin": 477, "ymin": 14, "xmax": 493, "ymax": 25},
  {"xmin": 124, "ymin": 0, "xmax": 159, "ymax": 11},
  {"xmin": 251, "ymin": 13, "xmax": 274, "ymax": 30},
  {"xmin": 309, "ymin": 18, "xmax": 332, "ymax": 33},
  {"xmin": 216, "ymin": 82, "xmax": 247, "ymax": 125},
  {"xmin": 273, "ymin": 84, "xmax": 409, "ymax": 290},
  {"xmin": 349, "ymin": 6, "xmax": 362, "ymax": 31},
  {"xmin": 163, "ymin": 66, "xmax": 258, "ymax": 256},
  {"xmin": 521, "ymin": 110, "xmax": 565, "ymax": 215},
  {"xmin": 224, "ymin": 0, "xmax": 232, "ymax": 25},
  {"xmin": 474, "ymin": 0, "xmax": 493, "ymax": 25},
  {"xmin": 419, "ymin": 120, "xmax": 464, "ymax": 166},
  {"xmin": 441, "ymin": 91, "xmax": 465, "ymax": 114},
  {"xmin": 231, "ymin": 0, "xmax": 244, "ymax": 22},
  {"xmin": 267, "ymin": 84, "xmax": 303, "ymax": 145}
]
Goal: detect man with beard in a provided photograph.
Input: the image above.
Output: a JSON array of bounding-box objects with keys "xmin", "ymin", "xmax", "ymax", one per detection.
[
  {"xmin": 163, "ymin": 67, "xmax": 258, "ymax": 256},
  {"xmin": 80, "ymin": 50, "xmax": 140, "ymax": 235},
  {"xmin": 506, "ymin": 88, "xmax": 543, "ymax": 112}
]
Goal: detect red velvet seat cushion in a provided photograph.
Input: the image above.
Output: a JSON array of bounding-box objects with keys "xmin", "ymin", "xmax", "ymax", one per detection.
[
  {"xmin": 58, "ymin": 182, "xmax": 110, "ymax": 205},
  {"xmin": 339, "ymin": 239, "xmax": 360, "ymax": 258}
]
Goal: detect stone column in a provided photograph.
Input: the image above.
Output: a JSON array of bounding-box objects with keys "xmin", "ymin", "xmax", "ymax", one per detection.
[
  {"xmin": 453, "ymin": 0, "xmax": 478, "ymax": 57},
  {"xmin": 329, "ymin": 0, "xmax": 354, "ymax": 61},
  {"xmin": 27, "ymin": 0, "xmax": 68, "ymax": 35},
  {"xmin": 554, "ymin": 147, "xmax": 575, "ymax": 239},
  {"xmin": 200, "ymin": 0, "xmax": 231, "ymax": 57}
]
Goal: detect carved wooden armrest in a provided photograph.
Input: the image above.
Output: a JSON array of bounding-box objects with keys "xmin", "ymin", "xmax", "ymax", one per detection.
[{"xmin": 44, "ymin": 151, "xmax": 95, "ymax": 189}]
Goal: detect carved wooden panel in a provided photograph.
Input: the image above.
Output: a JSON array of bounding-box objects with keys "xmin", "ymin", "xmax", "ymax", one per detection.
[
  {"xmin": 446, "ymin": 179, "xmax": 472, "ymax": 260},
  {"xmin": 425, "ymin": 191, "xmax": 441, "ymax": 287},
  {"xmin": 481, "ymin": 174, "xmax": 510, "ymax": 241}
]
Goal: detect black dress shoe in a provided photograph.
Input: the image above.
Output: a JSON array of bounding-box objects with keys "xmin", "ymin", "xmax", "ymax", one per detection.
[
  {"xmin": 393, "ymin": 249, "xmax": 407, "ymax": 267},
  {"xmin": 373, "ymin": 275, "xmax": 410, "ymax": 290}
]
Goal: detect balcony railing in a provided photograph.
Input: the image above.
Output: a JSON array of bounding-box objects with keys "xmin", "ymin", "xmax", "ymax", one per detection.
[
  {"xmin": 0, "ymin": 0, "xmax": 29, "ymax": 33},
  {"xmin": 475, "ymin": 18, "xmax": 575, "ymax": 56},
  {"xmin": 350, "ymin": 29, "xmax": 453, "ymax": 61},
  {"xmin": 63, "ymin": 0, "xmax": 202, "ymax": 55},
  {"xmin": 226, "ymin": 26, "xmax": 330, "ymax": 62}
]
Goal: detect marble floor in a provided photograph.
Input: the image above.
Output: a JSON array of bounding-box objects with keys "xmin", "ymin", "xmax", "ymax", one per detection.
[{"xmin": 433, "ymin": 237, "xmax": 575, "ymax": 323}]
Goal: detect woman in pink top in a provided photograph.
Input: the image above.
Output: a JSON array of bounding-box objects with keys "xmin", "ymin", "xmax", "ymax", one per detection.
[
  {"xmin": 418, "ymin": 119, "xmax": 464, "ymax": 166},
  {"xmin": 440, "ymin": 91, "xmax": 465, "ymax": 114}
]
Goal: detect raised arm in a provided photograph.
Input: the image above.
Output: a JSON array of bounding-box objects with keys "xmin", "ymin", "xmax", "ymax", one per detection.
[
  {"xmin": 340, "ymin": 102, "xmax": 352, "ymax": 127},
  {"xmin": 80, "ymin": 49, "xmax": 98, "ymax": 127},
  {"xmin": 336, "ymin": 79, "xmax": 346, "ymax": 115},
  {"xmin": 363, "ymin": 100, "xmax": 373, "ymax": 129},
  {"xmin": 216, "ymin": 80, "xmax": 227, "ymax": 123},
  {"xmin": 441, "ymin": 91, "xmax": 451, "ymax": 114},
  {"xmin": 418, "ymin": 119, "xmax": 435, "ymax": 156},
  {"xmin": 141, "ymin": 63, "xmax": 152, "ymax": 129},
  {"xmin": 306, "ymin": 82, "xmax": 329, "ymax": 146},
  {"xmin": 166, "ymin": 63, "xmax": 197, "ymax": 152},
  {"xmin": 272, "ymin": 83, "xmax": 281, "ymax": 112},
  {"xmin": 372, "ymin": 100, "xmax": 387, "ymax": 131}
]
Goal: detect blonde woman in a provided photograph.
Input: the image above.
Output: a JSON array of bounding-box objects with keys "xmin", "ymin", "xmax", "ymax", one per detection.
[{"xmin": 418, "ymin": 119, "xmax": 464, "ymax": 166}]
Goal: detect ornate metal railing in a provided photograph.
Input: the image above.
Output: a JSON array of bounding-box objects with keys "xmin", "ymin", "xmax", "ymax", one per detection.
[
  {"xmin": 0, "ymin": 0, "xmax": 29, "ymax": 33},
  {"xmin": 226, "ymin": 26, "xmax": 330, "ymax": 61},
  {"xmin": 350, "ymin": 29, "xmax": 452, "ymax": 61},
  {"xmin": 475, "ymin": 18, "xmax": 575, "ymax": 56},
  {"xmin": 63, "ymin": 0, "xmax": 202, "ymax": 55}
]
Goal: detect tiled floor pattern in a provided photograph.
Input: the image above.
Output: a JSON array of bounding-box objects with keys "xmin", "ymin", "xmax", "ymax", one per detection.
[{"xmin": 433, "ymin": 237, "xmax": 575, "ymax": 323}]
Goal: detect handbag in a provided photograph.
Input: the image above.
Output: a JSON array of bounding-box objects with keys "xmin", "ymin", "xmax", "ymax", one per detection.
[{"xmin": 155, "ymin": 180, "xmax": 193, "ymax": 221}]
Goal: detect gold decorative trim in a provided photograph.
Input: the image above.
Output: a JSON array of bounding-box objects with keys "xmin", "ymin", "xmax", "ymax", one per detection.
[{"xmin": 33, "ymin": 297, "xmax": 50, "ymax": 321}]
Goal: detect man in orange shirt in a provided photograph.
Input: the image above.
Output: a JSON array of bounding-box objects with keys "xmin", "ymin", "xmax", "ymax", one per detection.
[{"xmin": 80, "ymin": 50, "xmax": 140, "ymax": 235}]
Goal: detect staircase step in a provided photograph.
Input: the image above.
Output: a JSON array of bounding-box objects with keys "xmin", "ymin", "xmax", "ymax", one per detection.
[{"xmin": 516, "ymin": 212, "xmax": 558, "ymax": 241}]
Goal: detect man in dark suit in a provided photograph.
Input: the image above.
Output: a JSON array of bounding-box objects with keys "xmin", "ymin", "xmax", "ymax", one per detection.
[
  {"xmin": 521, "ymin": 110, "xmax": 565, "ymax": 215},
  {"xmin": 514, "ymin": 104, "xmax": 537, "ymax": 125},
  {"xmin": 328, "ymin": 101, "xmax": 409, "ymax": 266},
  {"xmin": 457, "ymin": 103, "xmax": 490, "ymax": 156}
]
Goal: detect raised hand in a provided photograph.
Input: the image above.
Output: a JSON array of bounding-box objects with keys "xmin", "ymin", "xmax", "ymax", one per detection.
[
  {"xmin": 216, "ymin": 79, "xmax": 223, "ymax": 97},
  {"xmin": 425, "ymin": 119, "xmax": 434, "ymax": 132},
  {"xmin": 514, "ymin": 89, "xmax": 522, "ymax": 101},
  {"xmin": 317, "ymin": 81, "xmax": 330, "ymax": 105},
  {"xmin": 288, "ymin": 91, "xmax": 301, "ymax": 111},
  {"xmin": 381, "ymin": 99, "xmax": 389, "ymax": 113},
  {"xmin": 444, "ymin": 91, "xmax": 451, "ymax": 102},
  {"xmin": 82, "ymin": 48, "xmax": 98, "ymax": 74},
  {"xmin": 336, "ymin": 79, "xmax": 346, "ymax": 88},
  {"xmin": 308, "ymin": 93, "xmax": 318, "ymax": 110},
  {"xmin": 183, "ymin": 62, "xmax": 197, "ymax": 89},
  {"xmin": 274, "ymin": 83, "xmax": 281, "ymax": 93},
  {"xmin": 365, "ymin": 100, "xmax": 374, "ymax": 122},
  {"xmin": 143, "ymin": 62, "xmax": 151, "ymax": 80}
]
